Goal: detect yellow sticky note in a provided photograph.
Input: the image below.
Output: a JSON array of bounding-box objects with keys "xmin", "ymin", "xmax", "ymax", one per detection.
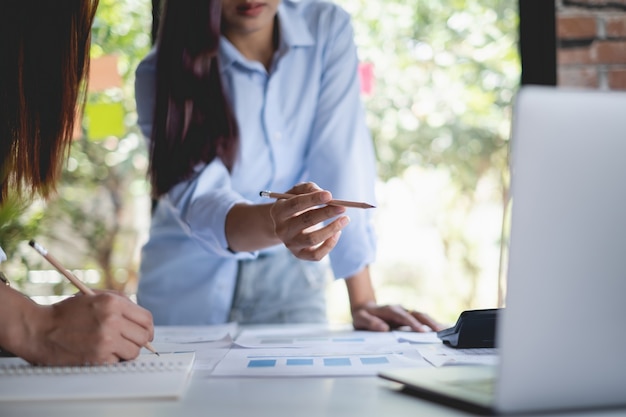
[{"xmin": 84, "ymin": 102, "xmax": 125, "ymax": 139}]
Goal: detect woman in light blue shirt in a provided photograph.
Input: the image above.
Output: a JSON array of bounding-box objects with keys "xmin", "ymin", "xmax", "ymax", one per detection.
[{"xmin": 135, "ymin": 0, "xmax": 442, "ymax": 332}]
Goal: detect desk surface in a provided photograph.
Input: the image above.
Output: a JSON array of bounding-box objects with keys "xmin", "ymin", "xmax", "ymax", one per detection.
[
  {"xmin": 1, "ymin": 325, "xmax": 625, "ymax": 417},
  {"xmin": 3, "ymin": 375, "xmax": 626, "ymax": 417}
]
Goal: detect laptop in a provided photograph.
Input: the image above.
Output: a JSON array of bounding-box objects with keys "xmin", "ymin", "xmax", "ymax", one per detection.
[{"xmin": 379, "ymin": 86, "xmax": 626, "ymax": 415}]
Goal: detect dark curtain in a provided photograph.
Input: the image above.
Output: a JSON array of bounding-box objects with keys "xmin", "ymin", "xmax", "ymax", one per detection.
[
  {"xmin": 151, "ymin": 0, "xmax": 161, "ymax": 45},
  {"xmin": 519, "ymin": 0, "xmax": 557, "ymax": 85}
]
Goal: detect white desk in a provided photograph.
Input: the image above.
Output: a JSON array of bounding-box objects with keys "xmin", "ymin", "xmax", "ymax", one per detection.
[
  {"xmin": 1, "ymin": 325, "xmax": 626, "ymax": 417},
  {"xmin": 3, "ymin": 374, "xmax": 626, "ymax": 417}
]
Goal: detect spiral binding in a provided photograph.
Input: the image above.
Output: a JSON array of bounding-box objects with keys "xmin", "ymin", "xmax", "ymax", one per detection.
[{"xmin": 0, "ymin": 360, "xmax": 188, "ymax": 376}]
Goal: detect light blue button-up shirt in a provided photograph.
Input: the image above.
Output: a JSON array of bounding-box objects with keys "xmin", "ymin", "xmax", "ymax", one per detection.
[{"xmin": 134, "ymin": 0, "xmax": 377, "ymax": 325}]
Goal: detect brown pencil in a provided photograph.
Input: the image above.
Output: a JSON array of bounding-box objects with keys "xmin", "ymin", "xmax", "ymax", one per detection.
[
  {"xmin": 28, "ymin": 240, "xmax": 160, "ymax": 356},
  {"xmin": 259, "ymin": 191, "xmax": 375, "ymax": 209}
]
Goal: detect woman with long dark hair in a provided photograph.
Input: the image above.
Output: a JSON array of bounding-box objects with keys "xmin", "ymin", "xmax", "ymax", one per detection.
[{"xmin": 136, "ymin": 0, "xmax": 442, "ymax": 332}]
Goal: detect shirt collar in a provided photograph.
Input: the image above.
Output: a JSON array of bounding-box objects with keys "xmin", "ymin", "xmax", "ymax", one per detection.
[
  {"xmin": 278, "ymin": 0, "xmax": 315, "ymax": 48},
  {"xmin": 219, "ymin": 0, "xmax": 314, "ymax": 71}
]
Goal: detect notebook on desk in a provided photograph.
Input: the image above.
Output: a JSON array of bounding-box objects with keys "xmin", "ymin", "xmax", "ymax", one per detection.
[
  {"xmin": 379, "ymin": 86, "xmax": 626, "ymax": 415},
  {"xmin": 0, "ymin": 351, "xmax": 195, "ymax": 401}
]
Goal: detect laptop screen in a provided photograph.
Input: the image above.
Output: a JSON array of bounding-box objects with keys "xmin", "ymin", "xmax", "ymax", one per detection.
[{"xmin": 496, "ymin": 86, "xmax": 626, "ymax": 413}]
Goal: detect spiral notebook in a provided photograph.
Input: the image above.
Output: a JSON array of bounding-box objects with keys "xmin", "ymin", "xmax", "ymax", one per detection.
[{"xmin": 0, "ymin": 351, "xmax": 195, "ymax": 401}]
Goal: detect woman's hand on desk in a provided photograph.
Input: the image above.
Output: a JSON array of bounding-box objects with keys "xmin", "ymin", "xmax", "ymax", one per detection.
[
  {"xmin": 270, "ymin": 182, "xmax": 349, "ymax": 261},
  {"xmin": 345, "ymin": 267, "xmax": 445, "ymax": 332},
  {"xmin": 352, "ymin": 303, "xmax": 445, "ymax": 332},
  {"xmin": 24, "ymin": 291, "xmax": 154, "ymax": 366}
]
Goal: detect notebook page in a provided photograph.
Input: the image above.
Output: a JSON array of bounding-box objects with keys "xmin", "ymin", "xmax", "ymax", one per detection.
[{"xmin": 0, "ymin": 351, "xmax": 195, "ymax": 401}]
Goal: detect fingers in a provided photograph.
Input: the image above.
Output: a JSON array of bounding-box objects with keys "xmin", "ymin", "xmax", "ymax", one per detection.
[
  {"xmin": 118, "ymin": 323, "xmax": 152, "ymax": 361},
  {"xmin": 282, "ymin": 212, "xmax": 348, "ymax": 252},
  {"xmin": 94, "ymin": 293, "xmax": 154, "ymax": 358},
  {"xmin": 93, "ymin": 291, "xmax": 154, "ymax": 339},
  {"xmin": 118, "ymin": 297, "xmax": 155, "ymax": 341},
  {"xmin": 273, "ymin": 189, "xmax": 334, "ymax": 219},
  {"xmin": 410, "ymin": 310, "xmax": 445, "ymax": 332},
  {"xmin": 295, "ymin": 230, "xmax": 342, "ymax": 261},
  {"xmin": 352, "ymin": 304, "xmax": 443, "ymax": 333},
  {"xmin": 352, "ymin": 309, "xmax": 390, "ymax": 332},
  {"xmin": 285, "ymin": 181, "xmax": 323, "ymax": 195},
  {"xmin": 287, "ymin": 216, "xmax": 349, "ymax": 260},
  {"xmin": 279, "ymin": 204, "xmax": 346, "ymax": 235},
  {"xmin": 386, "ymin": 305, "xmax": 432, "ymax": 332},
  {"xmin": 270, "ymin": 185, "xmax": 351, "ymax": 261},
  {"xmin": 369, "ymin": 305, "xmax": 428, "ymax": 332}
]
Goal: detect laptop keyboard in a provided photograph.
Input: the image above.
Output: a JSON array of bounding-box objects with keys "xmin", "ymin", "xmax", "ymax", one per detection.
[{"xmin": 455, "ymin": 348, "xmax": 498, "ymax": 355}]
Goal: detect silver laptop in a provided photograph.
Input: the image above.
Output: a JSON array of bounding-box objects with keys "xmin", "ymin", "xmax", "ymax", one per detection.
[{"xmin": 379, "ymin": 86, "xmax": 626, "ymax": 415}]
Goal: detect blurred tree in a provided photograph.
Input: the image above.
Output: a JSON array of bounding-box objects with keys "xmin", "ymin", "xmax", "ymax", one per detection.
[
  {"xmin": 0, "ymin": 198, "xmax": 44, "ymax": 286},
  {"xmin": 341, "ymin": 0, "xmax": 518, "ymax": 186}
]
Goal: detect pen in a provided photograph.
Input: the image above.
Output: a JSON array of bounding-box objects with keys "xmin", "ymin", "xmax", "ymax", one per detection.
[
  {"xmin": 28, "ymin": 240, "xmax": 160, "ymax": 356},
  {"xmin": 259, "ymin": 191, "xmax": 376, "ymax": 209}
]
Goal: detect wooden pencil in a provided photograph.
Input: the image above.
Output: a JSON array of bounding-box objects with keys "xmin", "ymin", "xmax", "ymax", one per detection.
[{"xmin": 259, "ymin": 191, "xmax": 375, "ymax": 209}]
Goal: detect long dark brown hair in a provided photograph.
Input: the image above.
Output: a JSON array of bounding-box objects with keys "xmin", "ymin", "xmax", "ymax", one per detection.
[
  {"xmin": 0, "ymin": 0, "xmax": 99, "ymax": 205},
  {"xmin": 149, "ymin": 0, "xmax": 239, "ymax": 197}
]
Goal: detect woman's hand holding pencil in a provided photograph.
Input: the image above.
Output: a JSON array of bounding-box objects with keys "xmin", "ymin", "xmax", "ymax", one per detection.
[
  {"xmin": 28, "ymin": 240, "xmax": 157, "ymax": 365},
  {"xmin": 264, "ymin": 182, "xmax": 366, "ymax": 262}
]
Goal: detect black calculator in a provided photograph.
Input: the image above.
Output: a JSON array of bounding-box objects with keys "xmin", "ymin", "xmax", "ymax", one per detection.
[{"xmin": 436, "ymin": 308, "xmax": 500, "ymax": 348}]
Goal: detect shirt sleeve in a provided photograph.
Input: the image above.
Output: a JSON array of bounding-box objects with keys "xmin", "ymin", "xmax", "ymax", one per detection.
[
  {"xmin": 305, "ymin": 7, "xmax": 378, "ymax": 278},
  {"xmin": 161, "ymin": 160, "xmax": 256, "ymax": 259}
]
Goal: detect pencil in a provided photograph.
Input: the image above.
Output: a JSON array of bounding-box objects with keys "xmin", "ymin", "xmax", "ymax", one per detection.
[
  {"xmin": 259, "ymin": 191, "xmax": 376, "ymax": 209},
  {"xmin": 28, "ymin": 240, "xmax": 160, "ymax": 356}
]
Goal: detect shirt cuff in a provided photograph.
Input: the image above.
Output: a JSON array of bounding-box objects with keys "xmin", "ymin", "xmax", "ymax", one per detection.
[{"xmin": 185, "ymin": 189, "xmax": 258, "ymax": 260}]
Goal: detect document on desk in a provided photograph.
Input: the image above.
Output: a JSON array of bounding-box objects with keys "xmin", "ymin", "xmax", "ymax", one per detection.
[
  {"xmin": 150, "ymin": 325, "xmax": 236, "ymax": 374},
  {"xmin": 211, "ymin": 345, "xmax": 430, "ymax": 377},
  {"xmin": 234, "ymin": 327, "xmax": 398, "ymax": 348},
  {"xmin": 153, "ymin": 322, "xmax": 238, "ymax": 344},
  {"xmin": 393, "ymin": 330, "xmax": 441, "ymax": 344},
  {"xmin": 417, "ymin": 344, "xmax": 499, "ymax": 367},
  {"xmin": 0, "ymin": 352, "xmax": 195, "ymax": 401}
]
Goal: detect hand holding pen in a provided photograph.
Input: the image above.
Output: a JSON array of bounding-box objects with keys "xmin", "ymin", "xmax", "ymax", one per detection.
[
  {"xmin": 29, "ymin": 240, "xmax": 158, "ymax": 363},
  {"xmin": 264, "ymin": 182, "xmax": 367, "ymax": 261}
]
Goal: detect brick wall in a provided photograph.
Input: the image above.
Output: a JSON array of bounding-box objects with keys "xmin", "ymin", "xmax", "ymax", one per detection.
[{"xmin": 557, "ymin": 0, "xmax": 626, "ymax": 89}]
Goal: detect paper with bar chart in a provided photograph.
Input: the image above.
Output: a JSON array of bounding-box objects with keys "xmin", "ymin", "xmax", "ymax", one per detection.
[{"xmin": 212, "ymin": 344, "xmax": 429, "ymax": 377}]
